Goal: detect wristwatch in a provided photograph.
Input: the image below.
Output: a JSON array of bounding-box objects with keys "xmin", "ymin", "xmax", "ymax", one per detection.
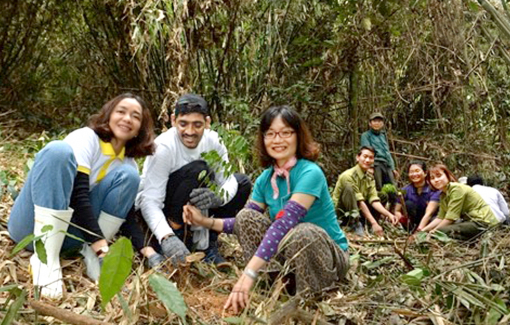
[{"xmin": 96, "ymin": 246, "xmax": 109, "ymax": 256}]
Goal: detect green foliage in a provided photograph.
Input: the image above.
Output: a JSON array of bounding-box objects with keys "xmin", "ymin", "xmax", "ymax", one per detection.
[
  {"xmin": 99, "ymin": 237, "xmax": 134, "ymax": 309},
  {"xmin": 10, "ymin": 225, "xmax": 53, "ymax": 258},
  {"xmin": 33, "ymin": 239, "xmax": 47, "ymax": 265},
  {"xmin": 0, "ymin": 286, "xmax": 27, "ymax": 325},
  {"xmin": 198, "ymin": 123, "xmax": 254, "ymax": 198},
  {"xmin": 148, "ymin": 273, "xmax": 188, "ymax": 323},
  {"xmin": 400, "ymin": 268, "xmax": 426, "ymax": 286},
  {"xmin": 362, "ymin": 256, "xmax": 395, "ymax": 270},
  {"xmin": 0, "ymin": 170, "xmax": 18, "ymax": 201},
  {"xmin": 3, "ymin": 0, "xmax": 510, "ymax": 184},
  {"xmin": 381, "ymin": 183, "xmax": 397, "ymax": 195}
]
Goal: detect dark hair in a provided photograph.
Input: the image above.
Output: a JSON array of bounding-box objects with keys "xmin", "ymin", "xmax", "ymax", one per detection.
[
  {"xmin": 426, "ymin": 164, "xmax": 457, "ymax": 190},
  {"xmin": 467, "ymin": 175, "xmax": 484, "ymax": 186},
  {"xmin": 173, "ymin": 93, "xmax": 209, "ymax": 117},
  {"xmin": 358, "ymin": 145, "xmax": 375, "ymax": 156},
  {"xmin": 407, "ymin": 160, "xmax": 427, "ymax": 173},
  {"xmin": 257, "ymin": 105, "xmax": 320, "ymax": 168},
  {"xmin": 89, "ymin": 93, "xmax": 155, "ymax": 158}
]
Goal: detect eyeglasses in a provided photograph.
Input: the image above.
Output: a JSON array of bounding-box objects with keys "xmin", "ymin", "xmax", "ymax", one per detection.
[{"xmin": 263, "ymin": 130, "xmax": 295, "ymax": 139}]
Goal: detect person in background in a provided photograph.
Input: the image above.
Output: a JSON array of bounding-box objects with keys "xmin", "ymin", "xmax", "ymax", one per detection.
[
  {"xmin": 360, "ymin": 112, "xmax": 398, "ymax": 190},
  {"xmin": 8, "ymin": 93, "xmax": 156, "ymax": 298},
  {"xmin": 182, "ymin": 105, "xmax": 349, "ymax": 314},
  {"xmin": 467, "ymin": 175, "xmax": 508, "ymax": 224},
  {"xmin": 420, "ymin": 164, "xmax": 499, "ymax": 240},
  {"xmin": 332, "ymin": 146, "xmax": 399, "ymax": 237},
  {"xmin": 395, "ymin": 161, "xmax": 440, "ymax": 232}
]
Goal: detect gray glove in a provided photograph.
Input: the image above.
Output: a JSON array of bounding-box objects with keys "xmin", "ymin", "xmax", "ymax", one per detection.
[
  {"xmin": 189, "ymin": 188, "xmax": 223, "ymax": 210},
  {"xmin": 160, "ymin": 235, "xmax": 190, "ymax": 266},
  {"xmin": 147, "ymin": 253, "xmax": 165, "ymax": 268}
]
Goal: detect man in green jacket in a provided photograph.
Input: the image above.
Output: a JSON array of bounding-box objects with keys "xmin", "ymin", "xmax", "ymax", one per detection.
[
  {"xmin": 332, "ymin": 146, "xmax": 399, "ymax": 237},
  {"xmin": 360, "ymin": 112, "xmax": 398, "ymax": 190}
]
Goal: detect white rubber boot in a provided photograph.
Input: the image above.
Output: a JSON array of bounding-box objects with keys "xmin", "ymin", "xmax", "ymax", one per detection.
[
  {"xmin": 30, "ymin": 205, "xmax": 73, "ymax": 299},
  {"xmin": 97, "ymin": 211, "xmax": 125, "ymax": 241}
]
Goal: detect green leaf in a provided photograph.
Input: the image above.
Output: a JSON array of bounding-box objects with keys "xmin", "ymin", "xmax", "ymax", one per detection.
[
  {"xmin": 26, "ymin": 158, "xmax": 35, "ymax": 171},
  {"xmin": 414, "ymin": 231, "xmax": 427, "ymax": 244},
  {"xmin": 361, "ymin": 256, "xmax": 394, "ymax": 270},
  {"xmin": 198, "ymin": 170, "xmax": 207, "ymax": 182},
  {"xmin": 468, "ymin": 1, "xmax": 479, "ymax": 12},
  {"xmin": 0, "ymin": 284, "xmax": 19, "ymax": 292},
  {"xmin": 400, "ymin": 268, "xmax": 425, "ymax": 286},
  {"xmin": 10, "ymin": 234, "xmax": 36, "ymax": 257},
  {"xmin": 432, "ymin": 230, "xmax": 452, "ymax": 243},
  {"xmin": 60, "ymin": 231, "xmax": 86, "ymax": 243},
  {"xmin": 149, "ymin": 273, "xmax": 187, "ymax": 323},
  {"xmin": 41, "ymin": 225, "xmax": 53, "ymax": 233},
  {"xmin": 99, "ymin": 237, "xmax": 133, "ymax": 309},
  {"xmin": 223, "ymin": 316, "xmax": 243, "ymax": 324},
  {"xmin": 34, "ymin": 239, "xmax": 47, "ymax": 265},
  {"xmin": 381, "ymin": 183, "xmax": 397, "ymax": 195},
  {"xmin": 7, "ymin": 184, "xmax": 18, "ymax": 200},
  {"xmin": 0, "ymin": 288, "xmax": 27, "ymax": 325},
  {"xmin": 117, "ymin": 292, "xmax": 133, "ymax": 321}
]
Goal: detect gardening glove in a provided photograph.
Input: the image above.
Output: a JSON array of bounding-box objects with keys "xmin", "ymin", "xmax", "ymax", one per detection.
[
  {"xmin": 160, "ymin": 235, "xmax": 190, "ymax": 266},
  {"xmin": 189, "ymin": 188, "xmax": 223, "ymax": 210},
  {"xmin": 80, "ymin": 244, "xmax": 101, "ymax": 282},
  {"xmin": 147, "ymin": 253, "xmax": 165, "ymax": 269}
]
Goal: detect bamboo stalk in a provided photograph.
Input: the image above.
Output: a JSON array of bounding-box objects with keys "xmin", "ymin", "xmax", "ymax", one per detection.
[{"xmin": 29, "ymin": 300, "xmax": 112, "ymax": 325}]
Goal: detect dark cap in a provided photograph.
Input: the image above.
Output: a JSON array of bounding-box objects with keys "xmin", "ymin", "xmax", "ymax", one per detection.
[
  {"xmin": 174, "ymin": 94, "xmax": 209, "ymax": 116},
  {"xmin": 369, "ymin": 112, "xmax": 385, "ymax": 120}
]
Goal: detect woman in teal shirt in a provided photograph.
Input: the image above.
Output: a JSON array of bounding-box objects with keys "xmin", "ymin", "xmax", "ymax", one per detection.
[{"xmin": 182, "ymin": 106, "xmax": 349, "ymax": 314}]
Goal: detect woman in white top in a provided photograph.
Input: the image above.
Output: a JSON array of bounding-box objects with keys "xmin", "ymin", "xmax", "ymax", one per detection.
[{"xmin": 8, "ymin": 93, "xmax": 156, "ymax": 298}]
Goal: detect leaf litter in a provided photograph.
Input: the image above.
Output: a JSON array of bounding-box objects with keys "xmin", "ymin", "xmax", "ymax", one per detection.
[{"xmin": 1, "ymin": 137, "xmax": 510, "ymax": 324}]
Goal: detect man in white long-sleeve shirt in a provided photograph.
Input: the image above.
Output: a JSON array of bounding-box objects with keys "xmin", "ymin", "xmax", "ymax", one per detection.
[
  {"xmin": 467, "ymin": 175, "xmax": 509, "ymax": 224},
  {"xmin": 136, "ymin": 94, "xmax": 251, "ymax": 264}
]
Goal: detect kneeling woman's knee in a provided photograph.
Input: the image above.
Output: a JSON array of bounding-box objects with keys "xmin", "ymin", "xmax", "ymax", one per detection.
[
  {"xmin": 37, "ymin": 141, "xmax": 75, "ymax": 165},
  {"xmin": 116, "ymin": 165, "xmax": 140, "ymax": 187},
  {"xmin": 283, "ymin": 223, "xmax": 325, "ymax": 248}
]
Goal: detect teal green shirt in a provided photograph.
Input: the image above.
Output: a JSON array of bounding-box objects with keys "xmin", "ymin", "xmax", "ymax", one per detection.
[
  {"xmin": 438, "ymin": 182, "xmax": 498, "ymax": 225},
  {"xmin": 252, "ymin": 159, "xmax": 349, "ymax": 251},
  {"xmin": 360, "ymin": 129, "xmax": 395, "ymax": 170}
]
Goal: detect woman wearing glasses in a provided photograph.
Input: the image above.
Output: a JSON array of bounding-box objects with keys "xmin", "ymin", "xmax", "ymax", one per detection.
[{"xmin": 182, "ymin": 105, "xmax": 349, "ymax": 313}]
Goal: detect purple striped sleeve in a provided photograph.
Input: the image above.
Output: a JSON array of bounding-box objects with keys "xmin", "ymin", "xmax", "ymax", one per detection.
[{"xmin": 254, "ymin": 200, "xmax": 307, "ymax": 262}]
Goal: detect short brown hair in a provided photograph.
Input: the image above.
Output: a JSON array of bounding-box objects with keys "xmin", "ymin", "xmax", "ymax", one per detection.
[
  {"xmin": 426, "ymin": 164, "xmax": 457, "ymax": 190},
  {"xmin": 89, "ymin": 93, "xmax": 155, "ymax": 158},
  {"xmin": 256, "ymin": 105, "xmax": 320, "ymax": 168}
]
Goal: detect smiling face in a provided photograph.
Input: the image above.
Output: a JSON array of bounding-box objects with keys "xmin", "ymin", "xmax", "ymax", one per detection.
[
  {"xmin": 172, "ymin": 112, "xmax": 210, "ymax": 149},
  {"xmin": 356, "ymin": 149, "xmax": 375, "ymax": 171},
  {"xmin": 108, "ymin": 98, "xmax": 143, "ymax": 146},
  {"xmin": 429, "ymin": 170, "xmax": 450, "ymax": 192},
  {"xmin": 408, "ymin": 164, "xmax": 426, "ymax": 186},
  {"xmin": 264, "ymin": 116, "xmax": 297, "ymax": 167},
  {"xmin": 369, "ymin": 118, "xmax": 384, "ymax": 131}
]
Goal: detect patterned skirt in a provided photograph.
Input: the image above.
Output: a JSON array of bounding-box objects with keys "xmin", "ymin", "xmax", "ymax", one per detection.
[{"xmin": 233, "ymin": 208, "xmax": 349, "ymax": 295}]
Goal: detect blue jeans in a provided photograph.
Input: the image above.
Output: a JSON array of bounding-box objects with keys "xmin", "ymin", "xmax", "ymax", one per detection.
[{"xmin": 8, "ymin": 141, "xmax": 140, "ymax": 251}]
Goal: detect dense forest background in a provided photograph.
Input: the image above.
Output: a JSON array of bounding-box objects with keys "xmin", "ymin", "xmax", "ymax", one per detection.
[
  {"xmin": 3, "ymin": 1, "xmax": 510, "ymax": 324},
  {"xmin": 1, "ymin": 0, "xmax": 510, "ymax": 187}
]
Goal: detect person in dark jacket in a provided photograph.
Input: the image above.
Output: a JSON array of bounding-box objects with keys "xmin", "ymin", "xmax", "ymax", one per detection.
[{"xmin": 360, "ymin": 112, "xmax": 398, "ymax": 190}]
